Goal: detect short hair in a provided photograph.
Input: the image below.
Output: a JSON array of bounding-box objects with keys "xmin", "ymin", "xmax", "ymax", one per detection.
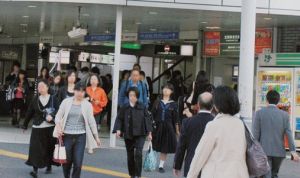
[
  {"xmin": 12, "ymin": 61, "xmax": 21, "ymax": 68},
  {"xmin": 140, "ymin": 71, "xmax": 146, "ymax": 77},
  {"xmin": 213, "ymin": 86, "xmax": 240, "ymax": 116},
  {"xmin": 127, "ymin": 87, "xmax": 140, "ymax": 98},
  {"xmin": 198, "ymin": 93, "xmax": 213, "ymax": 111},
  {"xmin": 91, "ymin": 67, "xmax": 100, "ymax": 75},
  {"xmin": 132, "ymin": 63, "xmax": 141, "ymax": 71},
  {"xmin": 37, "ymin": 79, "xmax": 50, "ymax": 88},
  {"xmin": 80, "ymin": 67, "xmax": 89, "ymax": 72},
  {"xmin": 266, "ymin": 90, "xmax": 280, "ymax": 105},
  {"xmin": 74, "ymin": 82, "xmax": 86, "ymax": 91},
  {"xmin": 131, "ymin": 69, "xmax": 140, "ymax": 75},
  {"xmin": 162, "ymin": 83, "xmax": 174, "ymax": 92}
]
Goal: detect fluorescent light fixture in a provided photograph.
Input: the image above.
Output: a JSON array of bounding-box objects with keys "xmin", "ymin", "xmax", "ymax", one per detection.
[
  {"xmin": 150, "ymin": 28, "xmax": 157, "ymax": 31},
  {"xmin": 206, "ymin": 26, "xmax": 221, "ymax": 29},
  {"xmin": 20, "ymin": 24, "xmax": 28, "ymax": 26},
  {"xmin": 22, "ymin": 15, "xmax": 29, "ymax": 18},
  {"xmin": 82, "ymin": 13, "xmax": 90, "ymax": 17},
  {"xmin": 264, "ymin": 17, "xmax": 272, "ymax": 20},
  {"xmin": 201, "ymin": 21, "xmax": 208, "ymax": 24},
  {"xmin": 28, "ymin": 5, "xmax": 37, "ymax": 8},
  {"xmin": 136, "ymin": 22, "xmax": 142, "ymax": 25},
  {"xmin": 149, "ymin": 11, "xmax": 158, "ymax": 15}
]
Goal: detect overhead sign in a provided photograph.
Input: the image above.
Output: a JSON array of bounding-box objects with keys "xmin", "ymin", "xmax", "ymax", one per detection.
[
  {"xmin": 259, "ymin": 53, "xmax": 300, "ymax": 66},
  {"xmin": 40, "ymin": 36, "xmax": 53, "ymax": 44},
  {"xmin": 84, "ymin": 34, "xmax": 115, "ymax": 42},
  {"xmin": 122, "ymin": 33, "xmax": 138, "ymax": 42},
  {"xmin": 59, "ymin": 50, "xmax": 70, "ymax": 64},
  {"xmin": 90, "ymin": 53, "xmax": 102, "ymax": 63},
  {"xmin": 139, "ymin": 32, "xmax": 179, "ymax": 41},
  {"xmin": 204, "ymin": 31, "xmax": 220, "ymax": 56},
  {"xmin": 180, "ymin": 45, "xmax": 194, "ymax": 56},
  {"xmin": 49, "ymin": 52, "xmax": 59, "ymax": 63},
  {"xmin": 78, "ymin": 52, "xmax": 90, "ymax": 62},
  {"xmin": 155, "ymin": 45, "xmax": 180, "ymax": 55},
  {"xmin": 204, "ymin": 29, "xmax": 272, "ymax": 57},
  {"xmin": 220, "ymin": 31, "xmax": 240, "ymax": 56}
]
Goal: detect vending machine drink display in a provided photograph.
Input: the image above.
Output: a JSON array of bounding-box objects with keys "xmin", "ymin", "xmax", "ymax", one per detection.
[{"xmin": 257, "ymin": 53, "xmax": 300, "ymax": 148}]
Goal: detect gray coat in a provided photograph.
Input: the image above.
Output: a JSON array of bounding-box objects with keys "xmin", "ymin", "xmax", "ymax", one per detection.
[{"xmin": 253, "ymin": 105, "xmax": 296, "ymax": 157}]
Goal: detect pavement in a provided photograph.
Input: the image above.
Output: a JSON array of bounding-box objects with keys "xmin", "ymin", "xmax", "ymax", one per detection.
[{"xmin": 0, "ymin": 116, "xmax": 300, "ymax": 178}]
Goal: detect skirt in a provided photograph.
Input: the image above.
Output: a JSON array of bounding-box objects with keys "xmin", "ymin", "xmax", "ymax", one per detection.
[
  {"xmin": 152, "ymin": 122, "xmax": 177, "ymax": 154},
  {"xmin": 12, "ymin": 98, "xmax": 25, "ymax": 110},
  {"xmin": 26, "ymin": 126, "xmax": 60, "ymax": 168}
]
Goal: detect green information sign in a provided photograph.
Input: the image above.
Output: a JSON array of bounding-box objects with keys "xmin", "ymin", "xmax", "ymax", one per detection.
[
  {"xmin": 259, "ymin": 53, "xmax": 300, "ymax": 66},
  {"xmin": 220, "ymin": 31, "xmax": 240, "ymax": 56}
]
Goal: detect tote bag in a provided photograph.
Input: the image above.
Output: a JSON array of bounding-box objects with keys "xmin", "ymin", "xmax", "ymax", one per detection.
[
  {"xmin": 53, "ymin": 137, "xmax": 67, "ymax": 164},
  {"xmin": 143, "ymin": 142, "xmax": 157, "ymax": 172},
  {"xmin": 241, "ymin": 119, "xmax": 270, "ymax": 177}
]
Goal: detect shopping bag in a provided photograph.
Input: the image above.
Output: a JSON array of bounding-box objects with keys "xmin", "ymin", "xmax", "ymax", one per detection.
[
  {"xmin": 53, "ymin": 137, "xmax": 67, "ymax": 164},
  {"xmin": 143, "ymin": 142, "xmax": 157, "ymax": 172}
]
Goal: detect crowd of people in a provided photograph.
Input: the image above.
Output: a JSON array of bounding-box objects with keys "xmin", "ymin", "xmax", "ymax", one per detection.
[{"xmin": 3, "ymin": 60, "xmax": 300, "ymax": 178}]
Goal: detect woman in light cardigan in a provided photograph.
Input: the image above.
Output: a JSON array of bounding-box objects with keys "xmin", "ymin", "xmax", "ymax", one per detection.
[
  {"xmin": 187, "ymin": 86, "xmax": 248, "ymax": 178},
  {"xmin": 54, "ymin": 83, "xmax": 101, "ymax": 178}
]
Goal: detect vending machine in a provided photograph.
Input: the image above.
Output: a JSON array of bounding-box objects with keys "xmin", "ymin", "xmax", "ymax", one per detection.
[{"xmin": 257, "ymin": 53, "xmax": 300, "ymax": 148}]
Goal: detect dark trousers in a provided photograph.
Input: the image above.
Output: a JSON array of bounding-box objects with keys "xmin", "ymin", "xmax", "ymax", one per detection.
[
  {"xmin": 125, "ymin": 136, "xmax": 146, "ymax": 177},
  {"xmin": 63, "ymin": 134, "xmax": 86, "ymax": 178},
  {"xmin": 263, "ymin": 156, "xmax": 284, "ymax": 178}
]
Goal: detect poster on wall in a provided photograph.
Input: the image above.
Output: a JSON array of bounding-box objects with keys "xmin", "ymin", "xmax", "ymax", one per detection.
[
  {"xmin": 220, "ymin": 31, "xmax": 240, "ymax": 56},
  {"xmin": 204, "ymin": 31, "xmax": 220, "ymax": 56},
  {"xmin": 255, "ymin": 29, "xmax": 272, "ymax": 54}
]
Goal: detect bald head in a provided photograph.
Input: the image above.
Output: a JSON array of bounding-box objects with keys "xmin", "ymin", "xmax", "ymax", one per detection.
[{"xmin": 198, "ymin": 92, "xmax": 213, "ymax": 111}]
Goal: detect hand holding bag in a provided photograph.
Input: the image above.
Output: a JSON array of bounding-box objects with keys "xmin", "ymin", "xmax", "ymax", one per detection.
[
  {"xmin": 143, "ymin": 142, "xmax": 157, "ymax": 172},
  {"xmin": 241, "ymin": 118, "xmax": 270, "ymax": 177},
  {"xmin": 53, "ymin": 137, "xmax": 67, "ymax": 165}
]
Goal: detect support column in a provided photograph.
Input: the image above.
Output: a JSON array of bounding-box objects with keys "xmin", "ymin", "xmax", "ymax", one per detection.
[
  {"xmin": 195, "ymin": 32, "xmax": 202, "ymax": 74},
  {"xmin": 110, "ymin": 6, "xmax": 123, "ymax": 148},
  {"xmin": 238, "ymin": 0, "xmax": 256, "ymax": 119}
]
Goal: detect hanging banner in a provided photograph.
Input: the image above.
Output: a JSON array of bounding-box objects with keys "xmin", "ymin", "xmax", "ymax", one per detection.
[
  {"xmin": 255, "ymin": 29, "xmax": 272, "ymax": 54},
  {"xmin": 138, "ymin": 32, "xmax": 179, "ymax": 41},
  {"xmin": 84, "ymin": 34, "xmax": 115, "ymax": 42},
  {"xmin": 204, "ymin": 31, "xmax": 220, "ymax": 56}
]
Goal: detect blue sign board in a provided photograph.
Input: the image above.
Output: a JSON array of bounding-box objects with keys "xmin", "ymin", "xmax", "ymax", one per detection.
[
  {"xmin": 296, "ymin": 118, "xmax": 300, "ymax": 131},
  {"xmin": 138, "ymin": 32, "xmax": 179, "ymax": 41},
  {"xmin": 85, "ymin": 34, "xmax": 115, "ymax": 42}
]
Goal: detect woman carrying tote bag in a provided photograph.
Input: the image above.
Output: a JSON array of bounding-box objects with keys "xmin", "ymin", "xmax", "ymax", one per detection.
[{"xmin": 53, "ymin": 83, "xmax": 101, "ymax": 178}]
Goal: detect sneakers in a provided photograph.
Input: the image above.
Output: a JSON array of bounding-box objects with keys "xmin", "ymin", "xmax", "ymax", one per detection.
[
  {"xmin": 88, "ymin": 149, "xmax": 94, "ymax": 154},
  {"xmin": 158, "ymin": 167, "xmax": 165, "ymax": 173}
]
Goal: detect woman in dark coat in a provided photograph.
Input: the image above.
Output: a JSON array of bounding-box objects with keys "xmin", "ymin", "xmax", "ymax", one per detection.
[
  {"xmin": 21, "ymin": 79, "xmax": 60, "ymax": 178},
  {"xmin": 152, "ymin": 83, "xmax": 180, "ymax": 173},
  {"xmin": 49, "ymin": 71, "xmax": 63, "ymax": 98},
  {"xmin": 113, "ymin": 87, "xmax": 152, "ymax": 178},
  {"xmin": 58, "ymin": 70, "xmax": 76, "ymax": 103},
  {"xmin": 11, "ymin": 69, "xmax": 29, "ymax": 127}
]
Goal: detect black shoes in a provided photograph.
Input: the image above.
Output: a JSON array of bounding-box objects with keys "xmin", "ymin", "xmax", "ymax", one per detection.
[
  {"xmin": 45, "ymin": 167, "xmax": 52, "ymax": 174},
  {"xmin": 30, "ymin": 171, "xmax": 37, "ymax": 178},
  {"xmin": 158, "ymin": 167, "xmax": 165, "ymax": 173}
]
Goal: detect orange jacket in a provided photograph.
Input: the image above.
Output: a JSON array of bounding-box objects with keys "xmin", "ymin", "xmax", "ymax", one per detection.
[{"xmin": 86, "ymin": 86, "xmax": 108, "ymax": 115}]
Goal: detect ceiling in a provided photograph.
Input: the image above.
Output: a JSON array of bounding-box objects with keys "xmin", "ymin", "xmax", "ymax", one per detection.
[{"xmin": 0, "ymin": 1, "xmax": 300, "ymax": 38}]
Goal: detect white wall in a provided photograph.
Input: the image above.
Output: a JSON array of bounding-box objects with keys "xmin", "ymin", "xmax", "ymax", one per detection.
[
  {"xmin": 119, "ymin": 54, "xmax": 137, "ymax": 71},
  {"xmin": 139, "ymin": 56, "xmax": 153, "ymax": 78}
]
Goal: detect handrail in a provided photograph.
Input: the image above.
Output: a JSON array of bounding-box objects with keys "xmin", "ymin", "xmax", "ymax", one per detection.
[{"xmin": 152, "ymin": 56, "xmax": 186, "ymax": 83}]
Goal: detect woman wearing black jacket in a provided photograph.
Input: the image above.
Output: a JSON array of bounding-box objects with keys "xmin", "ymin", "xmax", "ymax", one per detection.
[
  {"xmin": 58, "ymin": 70, "xmax": 76, "ymax": 103},
  {"xmin": 113, "ymin": 87, "xmax": 152, "ymax": 178},
  {"xmin": 22, "ymin": 79, "xmax": 60, "ymax": 178}
]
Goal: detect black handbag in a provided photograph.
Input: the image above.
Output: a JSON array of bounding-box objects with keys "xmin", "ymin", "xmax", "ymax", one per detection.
[{"xmin": 241, "ymin": 118, "xmax": 270, "ymax": 177}]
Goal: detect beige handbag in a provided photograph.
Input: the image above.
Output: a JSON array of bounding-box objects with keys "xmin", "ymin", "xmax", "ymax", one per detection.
[{"xmin": 53, "ymin": 137, "xmax": 67, "ymax": 164}]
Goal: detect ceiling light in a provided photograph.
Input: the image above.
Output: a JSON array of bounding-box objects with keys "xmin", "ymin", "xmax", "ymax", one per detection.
[
  {"xmin": 264, "ymin": 17, "xmax": 272, "ymax": 20},
  {"xmin": 82, "ymin": 13, "xmax": 90, "ymax": 17},
  {"xmin": 201, "ymin": 21, "xmax": 208, "ymax": 24},
  {"xmin": 20, "ymin": 24, "xmax": 28, "ymax": 26},
  {"xmin": 22, "ymin": 16, "xmax": 29, "ymax": 18},
  {"xmin": 150, "ymin": 28, "xmax": 157, "ymax": 32},
  {"xmin": 124, "ymin": 29, "xmax": 129, "ymax": 32},
  {"xmin": 206, "ymin": 26, "xmax": 221, "ymax": 30},
  {"xmin": 136, "ymin": 22, "xmax": 142, "ymax": 25},
  {"xmin": 27, "ymin": 5, "xmax": 37, "ymax": 8},
  {"xmin": 149, "ymin": 11, "xmax": 158, "ymax": 15}
]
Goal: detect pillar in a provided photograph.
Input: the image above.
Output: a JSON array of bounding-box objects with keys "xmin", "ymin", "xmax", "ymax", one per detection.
[
  {"xmin": 238, "ymin": 0, "xmax": 257, "ymax": 119},
  {"xmin": 110, "ymin": 6, "xmax": 123, "ymax": 148}
]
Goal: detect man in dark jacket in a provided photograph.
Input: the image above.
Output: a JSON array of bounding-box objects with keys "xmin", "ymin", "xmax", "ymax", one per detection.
[{"xmin": 173, "ymin": 92, "xmax": 214, "ymax": 178}]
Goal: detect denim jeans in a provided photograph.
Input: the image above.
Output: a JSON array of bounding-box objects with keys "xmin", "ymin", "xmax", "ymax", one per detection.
[{"xmin": 63, "ymin": 134, "xmax": 86, "ymax": 178}]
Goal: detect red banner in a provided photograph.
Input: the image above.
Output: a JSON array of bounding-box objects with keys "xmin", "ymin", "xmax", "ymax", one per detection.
[
  {"xmin": 204, "ymin": 32, "xmax": 220, "ymax": 56},
  {"xmin": 255, "ymin": 29, "xmax": 272, "ymax": 54}
]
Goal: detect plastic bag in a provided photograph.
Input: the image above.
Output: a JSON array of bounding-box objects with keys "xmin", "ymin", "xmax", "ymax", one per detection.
[{"xmin": 143, "ymin": 142, "xmax": 157, "ymax": 172}]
